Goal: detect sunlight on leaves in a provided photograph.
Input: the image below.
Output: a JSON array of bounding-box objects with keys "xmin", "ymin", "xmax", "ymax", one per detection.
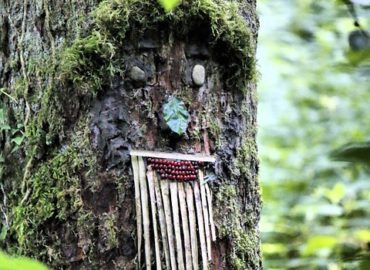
[
  {"xmin": 304, "ymin": 235, "xmax": 338, "ymax": 256},
  {"xmin": 325, "ymin": 183, "xmax": 346, "ymax": 204},
  {"xmin": 354, "ymin": 230, "xmax": 370, "ymax": 242},
  {"xmin": 262, "ymin": 243, "xmax": 287, "ymax": 254},
  {"xmin": 158, "ymin": 0, "xmax": 181, "ymax": 12},
  {"xmin": 0, "ymin": 251, "xmax": 48, "ymax": 270}
]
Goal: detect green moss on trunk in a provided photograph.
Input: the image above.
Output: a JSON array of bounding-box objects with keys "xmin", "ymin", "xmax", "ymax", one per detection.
[{"xmin": 1, "ymin": 0, "xmax": 260, "ymax": 268}]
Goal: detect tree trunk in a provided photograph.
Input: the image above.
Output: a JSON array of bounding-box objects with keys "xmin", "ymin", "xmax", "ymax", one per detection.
[{"xmin": 0, "ymin": 0, "xmax": 261, "ymax": 269}]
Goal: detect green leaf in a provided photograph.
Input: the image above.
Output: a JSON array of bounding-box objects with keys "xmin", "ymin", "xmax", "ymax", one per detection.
[
  {"xmin": 0, "ymin": 226, "xmax": 7, "ymax": 241},
  {"xmin": 303, "ymin": 235, "xmax": 338, "ymax": 256},
  {"xmin": 11, "ymin": 136, "xmax": 24, "ymax": 146},
  {"xmin": 330, "ymin": 141, "xmax": 370, "ymax": 163},
  {"xmin": 0, "ymin": 124, "xmax": 11, "ymax": 132},
  {"xmin": 0, "ymin": 108, "xmax": 4, "ymax": 122},
  {"xmin": 0, "ymin": 251, "xmax": 49, "ymax": 270},
  {"xmin": 158, "ymin": 0, "xmax": 181, "ymax": 12},
  {"xmin": 163, "ymin": 96, "xmax": 190, "ymax": 135},
  {"xmin": 324, "ymin": 183, "xmax": 346, "ymax": 204},
  {"xmin": 354, "ymin": 230, "xmax": 370, "ymax": 242}
]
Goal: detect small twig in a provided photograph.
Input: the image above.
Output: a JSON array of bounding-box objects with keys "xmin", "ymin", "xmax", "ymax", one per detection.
[
  {"xmin": 178, "ymin": 183, "xmax": 192, "ymax": 270},
  {"xmin": 186, "ymin": 184, "xmax": 199, "ymax": 270},
  {"xmin": 0, "ymin": 184, "xmax": 8, "ymax": 229},
  {"xmin": 0, "ymin": 88, "xmax": 17, "ymax": 103},
  {"xmin": 153, "ymin": 172, "xmax": 171, "ymax": 270},
  {"xmin": 20, "ymin": 187, "xmax": 31, "ymax": 206},
  {"xmin": 205, "ymin": 184, "xmax": 216, "ymax": 242},
  {"xmin": 199, "ymin": 170, "xmax": 212, "ymax": 261},
  {"xmin": 131, "ymin": 156, "xmax": 142, "ymax": 269},
  {"xmin": 160, "ymin": 180, "xmax": 177, "ymax": 270},
  {"xmin": 130, "ymin": 150, "xmax": 215, "ymax": 162},
  {"xmin": 194, "ymin": 180, "xmax": 208, "ymax": 269},
  {"xmin": 170, "ymin": 181, "xmax": 185, "ymax": 270},
  {"xmin": 345, "ymin": 0, "xmax": 364, "ymax": 29},
  {"xmin": 138, "ymin": 157, "xmax": 151, "ymax": 270},
  {"xmin": 147, "ymin": 168, "xmax": 162, "ymax": 270}
]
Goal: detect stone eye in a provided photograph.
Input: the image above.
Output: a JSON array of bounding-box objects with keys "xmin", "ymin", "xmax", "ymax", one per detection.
[
  {"xmin": 129, "ymin": 66, "xmax": 146, "ymax": 82},
  {"xmin": 192, "ymin": 64, "xmax": 206, "ymax": 86}
]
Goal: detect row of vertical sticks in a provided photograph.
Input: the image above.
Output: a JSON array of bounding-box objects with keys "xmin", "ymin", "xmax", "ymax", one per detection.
[{"xmin": 131, "ymin": 156, "xmax": 216, "ymax": 270}]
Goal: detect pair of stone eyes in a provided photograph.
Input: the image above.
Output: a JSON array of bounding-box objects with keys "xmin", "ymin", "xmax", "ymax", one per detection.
[{"xmin": 129, "ymin": 64, "xmax": 206, "ymax": 86}]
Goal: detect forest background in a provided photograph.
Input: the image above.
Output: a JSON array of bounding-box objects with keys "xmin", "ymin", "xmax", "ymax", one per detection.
[{"xmin": 258, "ymin": 0, "xmax": 370, "ymax": 269}]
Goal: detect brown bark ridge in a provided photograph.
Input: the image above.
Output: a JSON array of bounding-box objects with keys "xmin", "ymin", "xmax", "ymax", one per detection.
[{"xmin": 0, "ymin": 0, "xmax": 261, "ymax": 269}]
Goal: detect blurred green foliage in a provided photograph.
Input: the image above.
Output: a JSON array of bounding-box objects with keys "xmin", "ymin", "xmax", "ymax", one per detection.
[
  {"xmin": 258, "ymin": 1, "xmax": 370, "ymax": 269},
  {"xmin": 0, "ymin": 251, "xmax": 48, "ymax": 270},
  {"xmin": 158, "ymin": 0, "xmax": 181, "ymax": 12}
]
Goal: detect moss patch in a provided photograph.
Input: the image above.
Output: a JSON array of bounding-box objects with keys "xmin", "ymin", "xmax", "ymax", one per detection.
[
  {"xmin": 60, "ymin": 0, "xmax": 256, "ymax": 97},
  {"xmin": 215, "ymin": 184, "xmax": 260, "ymax": 269},
  {"xmin": 8, "ymin": 119, "xmax": 98, "ymax": 262}
]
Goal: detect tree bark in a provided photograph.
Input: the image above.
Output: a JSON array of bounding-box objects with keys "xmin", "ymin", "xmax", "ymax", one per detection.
[{"xmin": 0, "ymin": 0, "xmax": 261, "ymax": 269}]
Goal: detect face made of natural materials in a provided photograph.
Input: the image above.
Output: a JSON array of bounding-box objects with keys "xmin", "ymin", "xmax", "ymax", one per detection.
[{"xmin": 89, "ymin": 29, "xmax": 231, "ymax": 172}]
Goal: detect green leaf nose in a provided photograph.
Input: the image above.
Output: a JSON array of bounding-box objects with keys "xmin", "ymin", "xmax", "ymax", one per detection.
[{"xmin": 162, "ymin": 96, "xmax": 190, "ymax": 135}]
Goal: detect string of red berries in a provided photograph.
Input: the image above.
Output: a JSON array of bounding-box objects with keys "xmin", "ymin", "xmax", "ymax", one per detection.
[{"xmin": 147, "ymin": 158, "xmax": 204, "ymax": 182}]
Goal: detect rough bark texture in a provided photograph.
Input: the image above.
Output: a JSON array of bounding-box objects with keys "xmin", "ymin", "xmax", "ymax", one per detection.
[{"xmin": 0, "ymin": 0, "xmax": 261, "ymax": 269}]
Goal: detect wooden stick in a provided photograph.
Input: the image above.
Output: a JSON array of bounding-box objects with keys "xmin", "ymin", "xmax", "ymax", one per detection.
[
  {"xmin": 130, "ymin": 150, "xmax": 215, "ymax": 163},
  {"xmin": 170, "ymin": 182, "xmax": 185, "ymax": 270},
  {"xmin": 131, "ymin": 156, "xmax": 142, "ymax": 269},
  {"xmin": 161, "ymin": 180, "xmax": 177, "ymax": 270},
  {"xmin": 205, "ymin": 184, "xmax": 216, "ymax": 242},
  {"xmin": 178, "ymin": 183, "xmax": 192, "ymax": 270},
  {"xmin": 186, "ymin": 184, "xmax": 199, "ymax": 270},
  {"xmin": 147, "ymin": 168, "xmax": 162, "ymax": 270},
  {"xmin": 199, "ymin": 170, "xmax": 212, "ymax": 261},
  {"xmin": 153, "ymin": 173, "xmax": 171, "ymax": 270},
  {"xmin": 138, "ymin": 157, "xmax": 151, "ymax": 269},
  {"xmin": 194, "ymin": 181, "xmax": 208, "ymax": 269}
]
